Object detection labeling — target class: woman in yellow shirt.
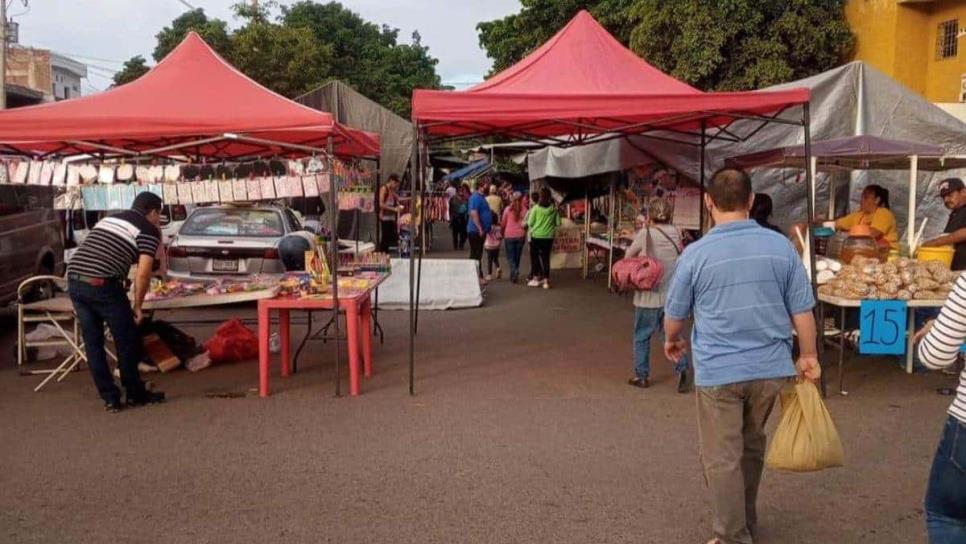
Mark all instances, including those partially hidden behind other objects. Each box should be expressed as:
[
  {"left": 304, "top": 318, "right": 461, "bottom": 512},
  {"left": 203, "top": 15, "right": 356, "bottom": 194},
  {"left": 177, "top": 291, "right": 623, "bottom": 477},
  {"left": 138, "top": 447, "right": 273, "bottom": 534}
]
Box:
[{"left": 835, "top": 184, "right": 898, "bottom": 249}]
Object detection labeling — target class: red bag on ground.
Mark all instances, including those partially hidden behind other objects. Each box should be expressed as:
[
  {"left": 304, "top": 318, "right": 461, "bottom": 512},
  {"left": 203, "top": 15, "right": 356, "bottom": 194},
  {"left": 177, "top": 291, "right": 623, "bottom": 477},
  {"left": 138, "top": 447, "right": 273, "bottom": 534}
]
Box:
[{"left": 204, "top": 318, "right": 259, "bottom": 364}]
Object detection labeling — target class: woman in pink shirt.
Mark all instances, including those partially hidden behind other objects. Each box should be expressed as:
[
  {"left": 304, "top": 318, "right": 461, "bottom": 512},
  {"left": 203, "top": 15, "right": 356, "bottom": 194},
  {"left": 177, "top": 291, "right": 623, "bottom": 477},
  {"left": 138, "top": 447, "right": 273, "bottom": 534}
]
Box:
[{"left": 501, "top": 191, "right": 528, "bottom": 283}]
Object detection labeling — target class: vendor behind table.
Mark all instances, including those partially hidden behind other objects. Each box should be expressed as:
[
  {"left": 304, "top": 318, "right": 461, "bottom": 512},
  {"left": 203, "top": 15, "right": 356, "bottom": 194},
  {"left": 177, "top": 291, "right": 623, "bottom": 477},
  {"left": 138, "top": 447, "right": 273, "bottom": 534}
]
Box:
[
  {"left": 834, "top": 184, "right": 898, "bottom": 250},
  {"left": 920, "top": 178, "right": 966, "bottom": 272}
]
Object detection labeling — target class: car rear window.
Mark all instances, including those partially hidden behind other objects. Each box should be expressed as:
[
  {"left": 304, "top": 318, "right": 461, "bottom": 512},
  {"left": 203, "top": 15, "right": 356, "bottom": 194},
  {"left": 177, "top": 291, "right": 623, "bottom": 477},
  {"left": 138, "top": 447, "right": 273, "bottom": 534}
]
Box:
[{"left": 180, "top": 209, "right": 284, "bottom": 237}]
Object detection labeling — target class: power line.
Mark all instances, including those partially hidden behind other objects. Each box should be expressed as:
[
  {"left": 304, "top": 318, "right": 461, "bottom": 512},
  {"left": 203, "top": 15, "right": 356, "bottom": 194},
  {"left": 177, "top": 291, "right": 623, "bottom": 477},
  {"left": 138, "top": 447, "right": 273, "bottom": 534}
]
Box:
[{"left": 176, "top": 0, "right": 196, "bottom": 10}]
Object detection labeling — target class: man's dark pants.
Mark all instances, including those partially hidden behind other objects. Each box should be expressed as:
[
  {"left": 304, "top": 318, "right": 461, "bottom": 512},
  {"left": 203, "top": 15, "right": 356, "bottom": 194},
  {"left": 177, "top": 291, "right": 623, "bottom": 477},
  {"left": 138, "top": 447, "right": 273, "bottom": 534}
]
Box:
[{"left": 69, "top": 279, "right": 146, "bottom": 403}]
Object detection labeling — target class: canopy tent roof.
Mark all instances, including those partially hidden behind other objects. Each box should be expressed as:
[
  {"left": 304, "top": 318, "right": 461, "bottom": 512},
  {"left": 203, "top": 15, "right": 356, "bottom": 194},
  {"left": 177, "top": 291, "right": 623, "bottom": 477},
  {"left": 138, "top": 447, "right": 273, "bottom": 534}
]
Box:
[
  {"left": 725, "top": 135, "right": 966, "bottom": 171},
  {"left": 412, "top": 10, "right": 809, "bottom": 145},
  {"left": 0, "top": 32, "right": 379, "bottom": 160}
]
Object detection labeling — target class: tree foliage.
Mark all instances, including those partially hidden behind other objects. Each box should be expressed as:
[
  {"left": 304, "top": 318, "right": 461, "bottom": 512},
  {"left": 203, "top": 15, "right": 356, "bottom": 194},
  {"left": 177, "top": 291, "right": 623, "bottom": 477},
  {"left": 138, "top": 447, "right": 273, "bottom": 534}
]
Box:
[
  {"left": 116, "top": 2, "right": 439, "bottom": 117},
  {"left": 112, "top": 55, "right": 150, "bottom": 87},
  {"left": 478, "top": 0, "right": 854, "bottom": 90}
]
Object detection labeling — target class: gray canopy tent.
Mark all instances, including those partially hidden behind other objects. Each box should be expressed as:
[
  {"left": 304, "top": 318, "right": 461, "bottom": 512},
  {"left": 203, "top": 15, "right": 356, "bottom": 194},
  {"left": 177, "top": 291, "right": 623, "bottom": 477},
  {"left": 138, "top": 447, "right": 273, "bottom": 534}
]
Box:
[{"left": 726, "top": 135, "right": 966, "bottom": 250}]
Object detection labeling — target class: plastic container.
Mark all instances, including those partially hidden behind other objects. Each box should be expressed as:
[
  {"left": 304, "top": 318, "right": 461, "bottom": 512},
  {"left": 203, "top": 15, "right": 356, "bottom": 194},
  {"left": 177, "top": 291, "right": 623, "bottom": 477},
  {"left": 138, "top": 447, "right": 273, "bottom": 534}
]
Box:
[
  {"left": 916, "top": 246, "right": 955, "bottom": 267},
  {"left": 813, "top": 227, "right": 834, "bottom": 256},
  {"left": 826, "top": 231, "right": 849, "bottom": 260},
  {"left": 841, "top": 226, "right": 880, "bottom": 264}
]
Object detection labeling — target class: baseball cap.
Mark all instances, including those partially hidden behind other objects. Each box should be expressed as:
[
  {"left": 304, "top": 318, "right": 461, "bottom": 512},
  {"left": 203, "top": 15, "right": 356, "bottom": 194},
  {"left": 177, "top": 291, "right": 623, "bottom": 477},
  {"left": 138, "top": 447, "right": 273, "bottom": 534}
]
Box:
[{"left": 938, "top": 178, "right": 965, "bottom": 198}]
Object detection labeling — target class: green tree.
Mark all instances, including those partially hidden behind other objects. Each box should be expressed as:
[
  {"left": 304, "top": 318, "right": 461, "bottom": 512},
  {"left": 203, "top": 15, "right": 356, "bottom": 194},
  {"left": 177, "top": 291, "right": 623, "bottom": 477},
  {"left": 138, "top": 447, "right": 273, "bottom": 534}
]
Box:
[
  {"left": 153, "top": 8, "right": 233, "bottom": 62},
  {"left": 629, "top": 0, "right": 854, "bottom": 90},
  {"left": 477, "top": 0, "right": 853, "bottom": 90},
  {"left": 282, "top": 1, "right": 440, "bottom": 117},
  {"left": 112, "top": 55, "right": 150, "bottom": 87},
  {"left": 229, "top": 1, "right": 332, "bottom": 98},
  {"left": 477, "top": 0, "right": 635, "bottom": 75}
]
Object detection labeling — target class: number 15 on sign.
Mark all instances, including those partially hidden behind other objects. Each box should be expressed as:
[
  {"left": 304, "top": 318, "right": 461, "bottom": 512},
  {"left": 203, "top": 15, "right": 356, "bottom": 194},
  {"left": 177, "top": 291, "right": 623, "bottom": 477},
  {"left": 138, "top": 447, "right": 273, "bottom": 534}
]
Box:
[{"left": 859, "top": 300, "right": 908, "bottom": 355}]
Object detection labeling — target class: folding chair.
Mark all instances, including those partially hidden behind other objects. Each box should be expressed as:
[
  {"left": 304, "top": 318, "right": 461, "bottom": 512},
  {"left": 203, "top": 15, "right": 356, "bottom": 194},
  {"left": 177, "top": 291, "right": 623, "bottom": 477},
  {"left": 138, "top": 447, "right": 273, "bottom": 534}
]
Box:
[{"left": 16, "top": 275, "right": 115, "bottom": 392}]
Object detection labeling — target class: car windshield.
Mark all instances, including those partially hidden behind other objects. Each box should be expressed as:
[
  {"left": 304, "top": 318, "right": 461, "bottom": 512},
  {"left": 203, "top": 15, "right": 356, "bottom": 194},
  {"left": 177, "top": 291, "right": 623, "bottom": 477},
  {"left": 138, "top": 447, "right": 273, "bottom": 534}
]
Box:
[{"left": 180, "top": 209, "right": 284, "bottom": 238}]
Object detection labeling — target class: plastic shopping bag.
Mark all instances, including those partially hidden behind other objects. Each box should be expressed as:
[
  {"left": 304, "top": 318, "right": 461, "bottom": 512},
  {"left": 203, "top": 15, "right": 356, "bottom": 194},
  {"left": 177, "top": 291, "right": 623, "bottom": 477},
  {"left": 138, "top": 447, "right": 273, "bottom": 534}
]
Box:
[
  {"left": 204, "top": 318, "right": 259, "bottom": 364},
  {"left": 765, "top": 381, "right": 844, "bottom": 472}
]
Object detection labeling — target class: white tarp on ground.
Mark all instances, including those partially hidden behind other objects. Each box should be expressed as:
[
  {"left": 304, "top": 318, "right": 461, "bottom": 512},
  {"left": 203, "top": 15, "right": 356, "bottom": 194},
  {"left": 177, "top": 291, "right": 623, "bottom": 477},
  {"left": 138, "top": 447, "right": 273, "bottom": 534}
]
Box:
[
  {"left": 376, "top": 258, "right": 482, "bottom": 310},
  {"left": 525, "top": 62, "right": 966, "bottom": 240}
]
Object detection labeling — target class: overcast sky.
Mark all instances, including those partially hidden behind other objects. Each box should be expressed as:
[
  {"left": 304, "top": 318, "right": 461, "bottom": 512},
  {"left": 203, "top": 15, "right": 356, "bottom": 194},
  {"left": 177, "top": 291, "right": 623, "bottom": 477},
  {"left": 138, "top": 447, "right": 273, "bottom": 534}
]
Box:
[{"left": 13, "top": 0, "right": 521, "bottom": 93}]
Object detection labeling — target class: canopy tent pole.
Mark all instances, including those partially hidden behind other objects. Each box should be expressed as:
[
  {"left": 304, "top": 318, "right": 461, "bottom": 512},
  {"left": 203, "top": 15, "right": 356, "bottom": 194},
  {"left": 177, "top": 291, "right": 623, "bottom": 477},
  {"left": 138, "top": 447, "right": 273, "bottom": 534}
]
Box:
[
  {"left": 908, "top": 155, "right": 919, "bottom": 253},
  {"left": 327, "top": 135, "right": 342, "bottom": 398},
  {"left": 802, "top": 103, "right": 825, "bottom": 397},
  {"left": 415, "top": 135, "right": 427, "bottom": 335},
  {"left": 699, "top": 120, "right": 707, "bottom": 233},
  {"left": 828, "top": 174, "right": 836, "bottom": 221},
  {"left": 408, "top": 127, "right": 419, "bottom": 396},
  {"left": 372, "top": 157, "right": 383, "bottom": 343},
  {"left": 583, "top": 193, "right": 591, "bottom": 279},
  {"left": 607, "top": 180, "right": 615, "bottom": 290}
]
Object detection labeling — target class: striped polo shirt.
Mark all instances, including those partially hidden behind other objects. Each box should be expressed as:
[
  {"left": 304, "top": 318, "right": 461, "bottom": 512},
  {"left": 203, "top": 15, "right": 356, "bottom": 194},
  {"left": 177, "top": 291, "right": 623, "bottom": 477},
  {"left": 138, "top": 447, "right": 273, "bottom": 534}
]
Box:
[
  {"left": 665, "top": 220, "right": 815, "bottom": 387},
  {"left": 68, "top": 210, "right": 161, "bottom": 280},
  {"left": 917, "top": 273, "right": 966, "bottom": 424}
]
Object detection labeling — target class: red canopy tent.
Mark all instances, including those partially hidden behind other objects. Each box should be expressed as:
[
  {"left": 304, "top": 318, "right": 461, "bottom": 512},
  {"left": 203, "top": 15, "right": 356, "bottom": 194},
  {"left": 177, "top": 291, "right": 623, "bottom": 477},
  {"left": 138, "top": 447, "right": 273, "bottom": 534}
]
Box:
[
  {"left": 0, "top": 32, "right": 379, "bottom": 160},
  {"left": 412, "top": 10, "right": 809, "bottom": 147},
  {"left": 405, "top": 11, "right": 821, "bottom": 396}
]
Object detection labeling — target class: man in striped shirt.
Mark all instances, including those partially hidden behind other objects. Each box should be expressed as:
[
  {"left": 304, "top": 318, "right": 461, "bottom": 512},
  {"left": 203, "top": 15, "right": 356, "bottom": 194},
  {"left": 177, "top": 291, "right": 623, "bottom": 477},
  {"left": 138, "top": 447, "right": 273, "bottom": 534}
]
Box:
[
  {"left": 663, "top": 168, "right": 819, "bottom": 544},
  {"left": 916, "top": 273, "right": 966, "bottom": 542},
  {"left": 68, "top": 192, "right": 165, "bottom": 412}
]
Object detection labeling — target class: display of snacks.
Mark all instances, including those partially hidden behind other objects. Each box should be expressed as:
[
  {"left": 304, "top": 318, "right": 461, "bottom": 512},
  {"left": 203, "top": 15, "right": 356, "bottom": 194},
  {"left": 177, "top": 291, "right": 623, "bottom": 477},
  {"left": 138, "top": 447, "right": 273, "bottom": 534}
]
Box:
[
  {"left": 817, "top": 256, "right": 958, "bottom": 301},
  {"left": 146, "top": 279, "right": 207, "bottom": 301}
]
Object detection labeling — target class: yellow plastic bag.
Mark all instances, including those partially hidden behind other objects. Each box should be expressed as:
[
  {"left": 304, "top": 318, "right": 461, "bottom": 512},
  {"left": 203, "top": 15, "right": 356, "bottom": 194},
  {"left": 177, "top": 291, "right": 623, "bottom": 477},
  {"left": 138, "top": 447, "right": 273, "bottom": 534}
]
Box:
[{"left": 765, "top": 381, "right": 844, "bottom": 472}]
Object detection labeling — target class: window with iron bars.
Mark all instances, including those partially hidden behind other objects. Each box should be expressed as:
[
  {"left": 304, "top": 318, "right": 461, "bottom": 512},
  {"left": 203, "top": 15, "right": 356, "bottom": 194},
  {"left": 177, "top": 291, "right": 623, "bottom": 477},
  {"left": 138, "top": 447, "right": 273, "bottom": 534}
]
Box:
[{"left": 937, "top": 19, "right": 959, "bottom": 60}]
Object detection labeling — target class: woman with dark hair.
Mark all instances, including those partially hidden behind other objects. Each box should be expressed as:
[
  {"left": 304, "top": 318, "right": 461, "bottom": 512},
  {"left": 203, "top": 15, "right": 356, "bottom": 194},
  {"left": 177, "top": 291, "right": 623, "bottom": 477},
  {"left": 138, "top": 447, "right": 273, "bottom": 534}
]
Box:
[
  {"left": 378, "top": 174, "right": 403, "bottom": 253},
  {"left": 526, "top": 188, "right": 560, "bottom": 289},
  {"left": 751, "top": 193, "right": 783, "bottom": 234},
  {"left": 835, "top": 183, "right": 898, "bottom": 249}
]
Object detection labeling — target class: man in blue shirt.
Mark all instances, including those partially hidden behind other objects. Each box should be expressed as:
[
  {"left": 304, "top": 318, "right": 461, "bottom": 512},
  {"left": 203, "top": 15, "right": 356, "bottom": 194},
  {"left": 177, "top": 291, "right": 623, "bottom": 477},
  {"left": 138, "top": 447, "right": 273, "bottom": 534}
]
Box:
[
  {"left": 466, "top": 181, "right": 493, "bottom": 279},
  {"left": 664, "top": 168, "right": 819, "bottom": 544}
]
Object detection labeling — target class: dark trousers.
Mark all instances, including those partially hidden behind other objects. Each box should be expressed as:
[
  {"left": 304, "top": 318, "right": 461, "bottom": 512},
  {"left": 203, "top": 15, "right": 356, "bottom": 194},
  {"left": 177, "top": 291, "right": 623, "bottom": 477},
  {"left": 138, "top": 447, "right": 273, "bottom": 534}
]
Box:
[
  {"left": 486, "top": 247, "right": 501, "bottom": 275},
  {"left": 379, "top": 219, "right": 398, "bottom": 253},
  {"left": 450, "top": 218, "right": 467, "bottom": 250},
  {"left": 505, "top": 237, "right": 525, "bottom": 281},
  {"left": 925, "top": 416, "right": 966, "bottom": 543},
  {"left": 531, "top": 238, "right": 554, "bottom": 280},
  {"left": 528, "top": 239, "right": 539, "bottom": 279},
  {"left": 69, "top": 279, "right": 146, "bottom": 403},
  {"left": 468, "top": 233, "right": 485, "bottom": 278}
]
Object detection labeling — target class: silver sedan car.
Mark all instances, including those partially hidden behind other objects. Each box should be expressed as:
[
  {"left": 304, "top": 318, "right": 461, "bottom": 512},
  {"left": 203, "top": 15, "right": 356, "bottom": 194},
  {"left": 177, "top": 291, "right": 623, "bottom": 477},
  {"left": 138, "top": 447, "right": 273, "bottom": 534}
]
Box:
[{"left": 166, "top": 204, "right": 312, "bottom": 280}]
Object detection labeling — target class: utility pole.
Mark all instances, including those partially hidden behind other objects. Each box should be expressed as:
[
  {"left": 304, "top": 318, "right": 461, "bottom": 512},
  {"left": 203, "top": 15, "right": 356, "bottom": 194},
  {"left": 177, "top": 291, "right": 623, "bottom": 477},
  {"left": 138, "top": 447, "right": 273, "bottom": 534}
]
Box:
[{"left": 0, "top": 0, "right": 7, "bottom": 110}]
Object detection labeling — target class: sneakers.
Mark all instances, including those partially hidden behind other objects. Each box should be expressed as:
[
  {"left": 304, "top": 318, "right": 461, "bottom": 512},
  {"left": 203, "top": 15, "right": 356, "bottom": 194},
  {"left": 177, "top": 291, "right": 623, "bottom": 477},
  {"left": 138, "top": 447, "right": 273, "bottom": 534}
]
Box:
[
  {"left": 126, "top": 390, "right": 166, "bottom": 408},
  {"left": 496, "top": 267, "right": 503, "bottom": 279},
  {"left": 104, "top": 399, "right": 124, "bottom": 413},
  {"left": 527, "top": 279, "right": 541, "bottom": 287},
  {"left": 484, "top": 274, "right": 493, "bottom": 281},
  {"left": 542, "top": 280, "right": 550, "bottom": 290}
]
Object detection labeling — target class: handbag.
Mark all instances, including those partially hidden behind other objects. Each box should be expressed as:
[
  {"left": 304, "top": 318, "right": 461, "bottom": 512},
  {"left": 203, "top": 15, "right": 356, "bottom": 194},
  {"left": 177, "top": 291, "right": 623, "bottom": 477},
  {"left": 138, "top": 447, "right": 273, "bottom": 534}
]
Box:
[{"left": 611, "top": 227, "right": 666, "bottom": 292}]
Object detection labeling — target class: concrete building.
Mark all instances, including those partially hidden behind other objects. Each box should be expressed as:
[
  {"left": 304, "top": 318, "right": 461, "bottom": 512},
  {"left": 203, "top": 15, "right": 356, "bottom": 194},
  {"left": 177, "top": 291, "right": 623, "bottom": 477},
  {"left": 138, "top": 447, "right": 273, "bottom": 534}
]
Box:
[
  {"left": 50, "top": 52, "right": 86, "bottom": 101},
  {"left": 846, "top": 0, "right": 966, "bottom": 119}
]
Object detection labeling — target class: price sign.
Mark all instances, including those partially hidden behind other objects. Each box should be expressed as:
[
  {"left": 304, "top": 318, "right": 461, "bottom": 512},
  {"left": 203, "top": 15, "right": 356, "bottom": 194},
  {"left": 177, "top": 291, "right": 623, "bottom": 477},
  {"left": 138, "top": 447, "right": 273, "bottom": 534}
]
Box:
[{"left": 859, "top": 300, "right": 907, "bottom": 355}]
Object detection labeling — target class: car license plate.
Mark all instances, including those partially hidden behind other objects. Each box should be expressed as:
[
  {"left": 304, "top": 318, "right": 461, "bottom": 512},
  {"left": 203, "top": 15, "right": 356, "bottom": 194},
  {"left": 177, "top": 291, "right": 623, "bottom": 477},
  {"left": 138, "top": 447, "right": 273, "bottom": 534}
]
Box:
[{"left": 213, "top": 259, "right": 238, "bottom": 272}]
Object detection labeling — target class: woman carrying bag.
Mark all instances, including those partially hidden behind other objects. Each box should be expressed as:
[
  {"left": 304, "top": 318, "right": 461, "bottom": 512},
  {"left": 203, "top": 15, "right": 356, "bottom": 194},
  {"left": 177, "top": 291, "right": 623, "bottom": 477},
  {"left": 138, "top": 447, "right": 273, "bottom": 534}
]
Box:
[{"left": 623, "top": 197, "right": 690, "bottom": 391}]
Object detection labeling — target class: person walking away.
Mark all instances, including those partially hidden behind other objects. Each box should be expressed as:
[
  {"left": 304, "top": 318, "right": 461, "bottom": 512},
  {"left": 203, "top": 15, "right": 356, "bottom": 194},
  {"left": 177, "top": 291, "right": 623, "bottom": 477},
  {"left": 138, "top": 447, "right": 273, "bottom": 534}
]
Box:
[
  {"left": 486, "top": 183, "right": 504, "bottom": 221},
  {"left": 750, "top": 193, "right": 783, "bottom": 234},
  {"left": 502, "top": 191, "right": 528, "bottom": 283},
  {"left": 448, "top": 184, "right": 469, "bottom": 251},
  {"left": 484, "top": 221, "right": 503, "bottom": 280},
  {"left": 920, "top": 178, "right": 966, "bottom": 271},
  {"left": 378, "top": 174, "right": 404, "bottom": 253},
  {"left": 624, "top": 197, "right": 689, "bottom": 391},
  {"left": 526, "top": 188, "right": 561, "bottom": 289},
  {"left": 663, "top": 168, "right": 819, "bottom": 544},
  {"left": 467, "top": 181, "right": 493, "bottom": 281},
  {"left": 916, "top": 272, "right": 966, "bottom": 543},
  {"left": 67, "top": 192, "right": 168, "bottom": 412}
]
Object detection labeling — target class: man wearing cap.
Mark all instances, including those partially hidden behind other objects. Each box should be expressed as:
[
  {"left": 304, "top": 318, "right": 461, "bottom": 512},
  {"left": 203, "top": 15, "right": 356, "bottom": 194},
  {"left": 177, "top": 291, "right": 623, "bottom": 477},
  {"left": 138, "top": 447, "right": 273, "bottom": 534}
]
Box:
[
  {"left": 921, "top": 178, "right": 966, "bottom": 271},
  {"left": 68, "top": 192, "right": 167, "bottom": 412}
]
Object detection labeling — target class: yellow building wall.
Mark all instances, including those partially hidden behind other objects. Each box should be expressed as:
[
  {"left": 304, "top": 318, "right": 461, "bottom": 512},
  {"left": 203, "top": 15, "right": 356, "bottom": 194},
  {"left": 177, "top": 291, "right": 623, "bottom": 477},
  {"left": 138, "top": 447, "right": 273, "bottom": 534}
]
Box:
[{"left": 846, "top": 0, "right": 966, "bottom": 102}]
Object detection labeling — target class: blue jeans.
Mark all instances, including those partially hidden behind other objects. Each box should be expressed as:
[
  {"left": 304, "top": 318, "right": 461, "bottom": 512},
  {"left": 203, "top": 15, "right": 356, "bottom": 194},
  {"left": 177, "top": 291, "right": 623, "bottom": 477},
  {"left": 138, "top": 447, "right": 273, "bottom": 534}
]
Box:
[
  {"left": 69, "top": 279, "right": 147, "bottom": 403},
  {"left": 504, "top": 238, "right": 525, "bottom": 280},
  {"left": 925, "top": 416, "right": 966, "bottom": 543},
  {"left": 633, "top": 307, "right": 689, "bottom": 379}
]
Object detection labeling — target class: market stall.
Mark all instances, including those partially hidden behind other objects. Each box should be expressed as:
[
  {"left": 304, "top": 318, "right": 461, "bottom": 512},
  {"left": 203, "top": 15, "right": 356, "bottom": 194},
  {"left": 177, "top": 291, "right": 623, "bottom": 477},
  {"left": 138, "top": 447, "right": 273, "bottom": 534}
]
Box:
[
  {"left": 409, "top": 10, "right": 816, "bottom": 395},
  {"left": 2, "top": 32, "right": 386, "bottom": 397}
]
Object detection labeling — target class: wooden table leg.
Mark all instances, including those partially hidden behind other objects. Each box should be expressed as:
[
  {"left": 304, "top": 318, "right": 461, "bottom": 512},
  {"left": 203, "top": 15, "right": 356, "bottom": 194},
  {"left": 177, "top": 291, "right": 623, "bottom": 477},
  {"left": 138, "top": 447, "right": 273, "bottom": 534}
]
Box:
[
  {"left": 280, "top": 309, "right": 291, "bottom": 378},
  {"left": 258, "top": 302, "right": 270, "bottom": 397},
  {"left": 345, "top": 303, "right": 361, "bottom": 396},
  {"left": 361, "top": 299, "right": 373, "bottom": 377}
]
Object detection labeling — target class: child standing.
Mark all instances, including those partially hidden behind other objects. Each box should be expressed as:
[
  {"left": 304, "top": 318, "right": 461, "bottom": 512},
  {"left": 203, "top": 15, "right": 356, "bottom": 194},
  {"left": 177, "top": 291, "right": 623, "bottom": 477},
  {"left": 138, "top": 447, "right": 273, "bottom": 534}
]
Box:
[{"left": 484, "top": 222, "right": 503, "bottom": 281}]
